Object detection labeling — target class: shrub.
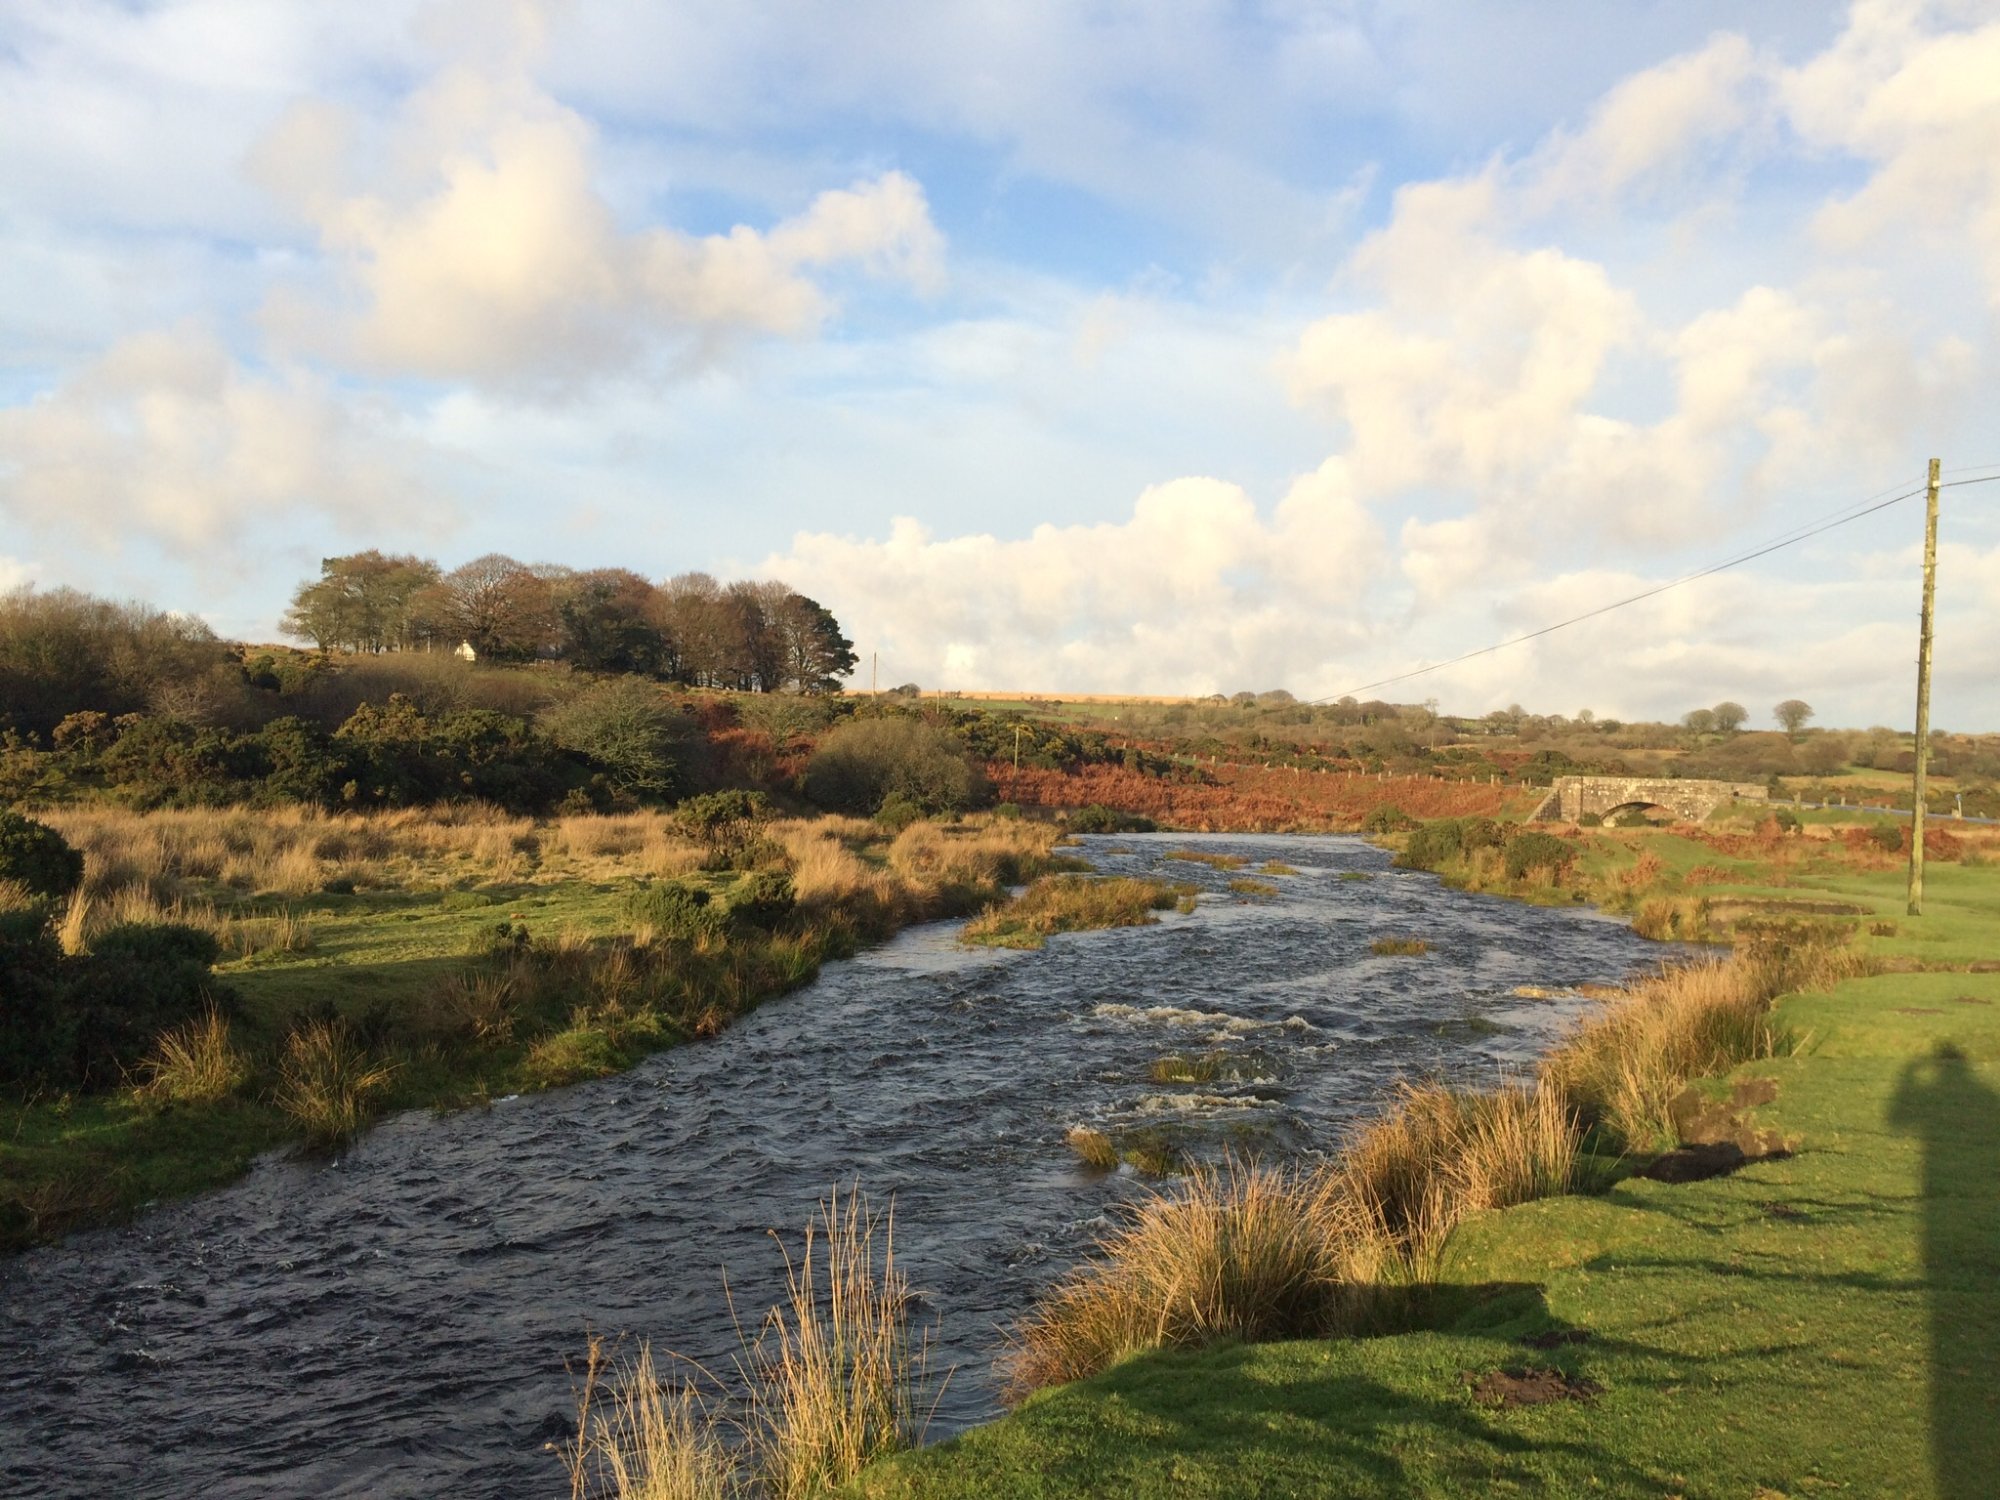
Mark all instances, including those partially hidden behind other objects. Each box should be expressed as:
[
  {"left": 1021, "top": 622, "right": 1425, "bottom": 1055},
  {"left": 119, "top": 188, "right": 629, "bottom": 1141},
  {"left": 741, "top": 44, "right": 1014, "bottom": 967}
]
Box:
[
  {"left": 1868, "top": 822, "right": 1904, "bottom": 853},
  {"left": 0, "top": 811, "right": 84, "bottom": 903},
  {"left": 1503, "top": 831, "right": 1574, "bottom": 880},
  {"left": 873, "top": 792, "right": 925, "bottom": 832},
  {"left": 624, "top": 881, "right": 726, "bottom": 943},
  {"left": 804, "top": 717, "right": 986, "bottom": 815},
  {"left": 540, "top": 677, "right": 697, "bottom": 799},
  {"left": 1067, "top": 804, "right": 1158, "bottom": 834},
  {"left": 723, "top": 871, "right": 797, "bottom": 931},
  {"left": 1362, "top": 804, "right": 1416, "bottom": 833},
  {"left": 1397, "top": 816, "right": 1502, "bottom": 872},
  {"left": 673, "top": 788, "right": 770, "bottom": 853},
  {"left": 92, "top": 922, "right": 222, "bottom": 969}
]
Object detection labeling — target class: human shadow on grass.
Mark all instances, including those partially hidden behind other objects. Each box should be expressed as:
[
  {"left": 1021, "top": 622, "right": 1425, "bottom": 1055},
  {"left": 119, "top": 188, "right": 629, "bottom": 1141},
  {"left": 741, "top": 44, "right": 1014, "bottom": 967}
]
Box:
[{"left": 1889, "top": 1041, "right": 2000, "bottom": 1500}]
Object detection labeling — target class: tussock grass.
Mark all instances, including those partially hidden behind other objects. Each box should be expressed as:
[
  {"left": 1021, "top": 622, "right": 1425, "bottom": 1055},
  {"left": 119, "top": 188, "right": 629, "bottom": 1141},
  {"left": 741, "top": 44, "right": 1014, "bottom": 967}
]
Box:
[
  {"left": 1012, "top": 937, "right": 1861, "bottom": 1394},
  {"left": 563, "top": 1189, "right": 927, "bottom": 1500},
  {"left": 274, "top": 1019, "right": 398, "bottom": 1149},
  {"left": 1258, "top": 861, "right": 1299, "bottom": 876},
  {"left": 1009, "top": 1161, "right": 1383, "bottom": 1393},
  {"left": 962, "top": 875, "right": 1181, "bottom": 949},
  {"left": 139, "top": 1010, "right": 250, "bottom": 1105},
  {"left": 563, "top": 1339, "right": 739, "bottom": 1500},
  {"left": 1163, "top": 849, "right": 1250, "bottom": 870},
  {"left": 1227, "top": 877, "right": 1280, "bottom": 897},
  {"left": 1065, "top": 1126, "right": 1120, "bottom": 1171},
  {"left": 1369, "top": 935, "right": 1430, "bottom": 956}
]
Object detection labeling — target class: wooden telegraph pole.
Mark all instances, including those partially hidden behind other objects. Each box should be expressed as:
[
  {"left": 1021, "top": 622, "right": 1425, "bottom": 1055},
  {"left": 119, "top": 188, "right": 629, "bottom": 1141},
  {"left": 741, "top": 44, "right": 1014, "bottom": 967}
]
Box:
[{"left": 1908, "top": 457, "right": 1940, "bottom": 916}]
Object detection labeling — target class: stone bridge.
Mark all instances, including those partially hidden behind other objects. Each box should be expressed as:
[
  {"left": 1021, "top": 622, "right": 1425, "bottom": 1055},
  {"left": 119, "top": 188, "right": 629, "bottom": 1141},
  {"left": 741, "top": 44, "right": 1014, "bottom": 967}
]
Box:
[{"left": 1527, "top": 776, "right": 1768, "bottom": 824}]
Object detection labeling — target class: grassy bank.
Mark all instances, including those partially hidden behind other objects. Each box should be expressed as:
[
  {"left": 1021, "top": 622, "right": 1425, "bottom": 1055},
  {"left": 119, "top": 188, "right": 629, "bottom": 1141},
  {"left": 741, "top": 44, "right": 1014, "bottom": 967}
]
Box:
[
  {"left": 1, "top": 807, "right": 1067, "bottom": 1251},
  {"left": 850, "top": 831, "right": 2000, "bottom": 1498}
]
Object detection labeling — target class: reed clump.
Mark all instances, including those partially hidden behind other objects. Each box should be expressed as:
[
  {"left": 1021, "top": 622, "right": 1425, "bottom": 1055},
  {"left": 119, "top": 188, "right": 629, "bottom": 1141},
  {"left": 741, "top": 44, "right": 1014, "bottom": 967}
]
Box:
[
  {"left": 1008, "top": 1160, "right": 1383, "bottom": 1392},
  {"left": 139, "top": 1010, "right": 250, "bottom": 1105},
  {"left": 274, "top": 1019, "right": 398, "bottom": 1149},
  {"left": 1369, "top": 935, "right": 1430, "bottom": 956},
  {"left": 562, "top": 1189, "right": 928, "bottom": 1500},
  {"left": 1012, "top": 937, "right": 1858, "bottom": 1393},
  {"left": 962, "top": 875, "right": 1182, "bottom": 949}
]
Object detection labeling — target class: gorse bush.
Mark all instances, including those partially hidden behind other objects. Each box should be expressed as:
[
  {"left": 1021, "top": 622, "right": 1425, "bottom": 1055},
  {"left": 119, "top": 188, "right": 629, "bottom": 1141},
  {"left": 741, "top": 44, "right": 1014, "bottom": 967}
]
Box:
[
  {"left": 1396, "top": 816, "right": 1503, "bottom": 872},
  {"left": 1502, "top": 830, "right": 1574, "bottom": 880},
  {"left": 804, "top": 717, "right": 986, "bottom": 816},
  {"left": 0, "top": 812, "right": 84, "bottom": 903}
]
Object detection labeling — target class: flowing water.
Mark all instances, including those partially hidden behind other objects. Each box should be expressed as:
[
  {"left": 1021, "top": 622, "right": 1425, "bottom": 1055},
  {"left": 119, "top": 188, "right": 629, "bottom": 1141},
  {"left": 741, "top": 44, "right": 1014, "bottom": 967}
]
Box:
[{"left": 0, "top": 834, "right": 1673, "bottom": 1498}]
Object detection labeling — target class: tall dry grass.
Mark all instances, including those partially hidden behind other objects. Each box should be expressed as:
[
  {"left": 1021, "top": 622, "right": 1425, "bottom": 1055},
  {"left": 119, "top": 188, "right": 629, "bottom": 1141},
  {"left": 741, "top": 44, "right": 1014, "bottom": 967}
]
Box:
[
  {"left": 139, "top": 1010, "right": 250, "bottom": 1105},
  {"left": 1012, "top": 935, "right": 1864, "bottom": 1393},
  {"left": 563, "top": 1189, "right": 928, "bottom": 1500},
  {"left": 275, "top": 1020, "right": 398, "bottom": 1148}
]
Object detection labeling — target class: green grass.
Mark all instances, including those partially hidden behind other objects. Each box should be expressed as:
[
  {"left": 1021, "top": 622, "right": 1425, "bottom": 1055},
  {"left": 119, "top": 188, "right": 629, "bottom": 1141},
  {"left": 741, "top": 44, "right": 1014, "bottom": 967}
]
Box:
[{"left": 851, "top": 844, "right": 2000, "bottom": 1499}]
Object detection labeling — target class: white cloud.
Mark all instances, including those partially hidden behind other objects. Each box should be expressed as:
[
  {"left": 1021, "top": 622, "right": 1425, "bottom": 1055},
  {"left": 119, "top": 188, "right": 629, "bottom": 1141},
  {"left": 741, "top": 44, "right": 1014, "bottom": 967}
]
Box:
[
  {"left": 1784, "top": 0, "right": 2000, "bottom": 301},
  {"left": 761, "top": 464, "right": 1385, "bottom": 694},
  {"left": 0, "top": 324, "right": 445, "bottom": 553},
  {"left": 255, "top": 47, "right": 945, "bottom": 388}
]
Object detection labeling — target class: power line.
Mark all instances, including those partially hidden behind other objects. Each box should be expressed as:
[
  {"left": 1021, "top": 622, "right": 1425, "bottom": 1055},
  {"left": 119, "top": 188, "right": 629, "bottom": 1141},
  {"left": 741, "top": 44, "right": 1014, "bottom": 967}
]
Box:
[{"left": 1310, "top": 474, "right": 1936, "bottom": 706}]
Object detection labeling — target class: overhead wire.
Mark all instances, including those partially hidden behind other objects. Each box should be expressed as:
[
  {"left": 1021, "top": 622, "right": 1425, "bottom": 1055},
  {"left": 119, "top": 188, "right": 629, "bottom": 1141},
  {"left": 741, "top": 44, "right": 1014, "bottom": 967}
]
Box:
[{"left": 1306, "top": 469, "right": 1948, "bottom": 706}]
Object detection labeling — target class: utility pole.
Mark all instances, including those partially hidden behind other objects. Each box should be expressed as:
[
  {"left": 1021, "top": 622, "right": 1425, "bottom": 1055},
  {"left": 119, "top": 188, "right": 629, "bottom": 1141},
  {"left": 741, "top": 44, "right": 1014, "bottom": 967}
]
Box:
[
  {"left": 1909, "top": 457, "right": 1940, "bottom": 916},
  {"left": 870, "top": 651, "right": 878, "bottom": 698},
  {"left": 1012, "top": 723, "right": 1025, "bottom": 795}
]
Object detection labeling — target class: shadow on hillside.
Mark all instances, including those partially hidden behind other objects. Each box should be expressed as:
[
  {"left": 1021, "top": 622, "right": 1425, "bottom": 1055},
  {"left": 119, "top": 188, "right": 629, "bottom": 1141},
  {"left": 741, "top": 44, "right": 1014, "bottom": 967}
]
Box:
[{"left": 1890, "top": 1041, "right": 2000, "bottom": 1499}]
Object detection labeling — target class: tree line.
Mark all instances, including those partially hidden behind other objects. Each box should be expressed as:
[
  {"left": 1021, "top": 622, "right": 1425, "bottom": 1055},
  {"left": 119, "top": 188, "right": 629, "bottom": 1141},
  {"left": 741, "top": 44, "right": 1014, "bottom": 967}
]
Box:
[{"left": 282, "top": 552, "right": 857, "bottom": 693}]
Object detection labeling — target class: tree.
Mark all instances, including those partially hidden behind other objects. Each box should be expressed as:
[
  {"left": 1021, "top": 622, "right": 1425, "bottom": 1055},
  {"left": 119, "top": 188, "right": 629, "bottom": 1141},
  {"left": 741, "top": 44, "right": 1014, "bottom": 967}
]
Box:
[
  {"left": 655, "top": 572, "right": 731, "bottom": 686},
  {"left": 281, "top": 552, "right": 441, "bottom": 653},
  {"left": 1774, "top": 699, "right": 1815, "bottom": 736},
  {"left": 1712, "top": 701, "right": 1748, "bottom": 732},
  {"left": 770, "top": 591, "right": 857, "bottom": 694},
  {"left": 556, "top": 569, "right": 667, "bottom": 675},
  {"left": 417, "top": 554, "right": 558, "bottom": 662},
  {"left": 1683, "top": 707, "right": 1718, "bottom": 735}
]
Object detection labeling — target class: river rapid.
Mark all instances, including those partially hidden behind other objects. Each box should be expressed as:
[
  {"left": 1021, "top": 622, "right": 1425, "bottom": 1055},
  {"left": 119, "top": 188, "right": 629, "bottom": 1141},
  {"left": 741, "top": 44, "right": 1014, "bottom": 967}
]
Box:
[{"left": 0, "top": 833, "right": 1675, "bottom": 1498}]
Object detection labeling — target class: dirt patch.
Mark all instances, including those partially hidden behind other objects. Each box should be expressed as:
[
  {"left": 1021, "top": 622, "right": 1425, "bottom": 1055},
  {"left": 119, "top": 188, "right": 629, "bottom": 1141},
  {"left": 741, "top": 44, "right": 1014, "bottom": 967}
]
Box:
[
  {"left": 1668, "top": 1078, "right": 1789, "bottom": 1162},
  {"left": 1465, "top": 1366, "right": 1604, "bottom": 1407},
  {"left": 1711, "top": 898, "right": 1870, "bottom": 918},
  {"left": 1760, "top": 1201, "right": 1809, "bottom": 1221},
  {"left": 1642, "top": 1140, "right": 1792, "bottom": 1183},
  {"left": 1895, "top": 1007, "right": 1944, "bottom": 1016},
  {"left": 1955, "top": 996, "right": 1994, "bottom": 1005},
  {"left": 1520, "top": 1329, "right": 1592, "bottom": 1350},
  {"left": 1969, "top": 960, "right": 2000, "bottom": 974}
]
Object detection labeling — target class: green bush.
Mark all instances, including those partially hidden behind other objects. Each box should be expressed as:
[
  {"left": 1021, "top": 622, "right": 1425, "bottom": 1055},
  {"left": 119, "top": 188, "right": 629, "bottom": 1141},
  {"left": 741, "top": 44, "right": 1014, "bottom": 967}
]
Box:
[
  {"left": 92, "top": 921, "right": 222, "bottom": 969},
  {"left": 803, "top": 716, "right": 987, "bottom": 815},
  {"left": 1068, "top": 804, "right": 1158, "bottom": 834},
  {"left": 1868, "top": 822, "right": 1904, "bottom": 853},
  {"left": 0, "top": 917, "right": 228, "bottom": 1089},
  {"left": 874, "top": 792, "right": 926, "bottom": 831},
  {"left": 1362, "top": 804, "right": 1416, "bottom": 833},
  {"left": 542, "top": 678, "right": 697, "bottom": 798},
  {"left": 1397, "top": 817, "right": 1503, "bottom": 872},
  {"left": 1502, "top": 831, "right": 1574, "bottom": 880},
  {"left": 673, "top": 789, "right": 771, "bottom": 851},
  {"left": 722, "top": 871, "right": 796, "bottom": 930},
  {"left": 0, "top": 811, "right": 84, "bottom": 903},
  {"left": 623, "top": 880, "right": 726, "bottom": 942}
]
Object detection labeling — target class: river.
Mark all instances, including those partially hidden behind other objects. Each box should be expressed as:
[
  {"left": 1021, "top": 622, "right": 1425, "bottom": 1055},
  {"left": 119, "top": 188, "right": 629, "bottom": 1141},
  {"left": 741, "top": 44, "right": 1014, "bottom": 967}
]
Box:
[{"left": 0, "top": 833, "right": 1673, "bottom": 1498}]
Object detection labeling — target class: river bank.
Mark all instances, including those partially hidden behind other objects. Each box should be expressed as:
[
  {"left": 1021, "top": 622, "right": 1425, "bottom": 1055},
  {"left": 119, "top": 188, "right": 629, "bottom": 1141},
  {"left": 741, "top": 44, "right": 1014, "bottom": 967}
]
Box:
[
  {"left": 0, "top": 808, "right": 1072, "bottom": 1251},
  {"left": 851, "top": 834, "right": 2000, "bottom": 1498},
  {"left": 0, "top": 832, "right": 1673, "bottom": 1498}
]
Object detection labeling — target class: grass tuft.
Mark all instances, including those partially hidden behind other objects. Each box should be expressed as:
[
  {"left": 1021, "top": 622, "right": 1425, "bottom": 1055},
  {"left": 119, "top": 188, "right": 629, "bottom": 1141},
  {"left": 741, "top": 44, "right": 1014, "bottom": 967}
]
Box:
[
  {"left": 962, "top": 875, "right": 1181, "bottom": 949},
  {"left": 139, "top": 1010, "right": 250, "bottom": 1106},
  {"left": 1369, "top": 936, "right": 1430, "bottom": 956},
  {"left": 274, "top": 1019, "right": 398, "bottom": 1149}
]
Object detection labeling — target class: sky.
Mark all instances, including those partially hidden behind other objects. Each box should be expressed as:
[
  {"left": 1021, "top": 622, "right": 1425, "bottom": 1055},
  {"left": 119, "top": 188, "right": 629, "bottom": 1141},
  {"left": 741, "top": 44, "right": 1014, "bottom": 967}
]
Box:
[{"left": 2, "top": 0, "right": 1998, "bottom": 729}]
